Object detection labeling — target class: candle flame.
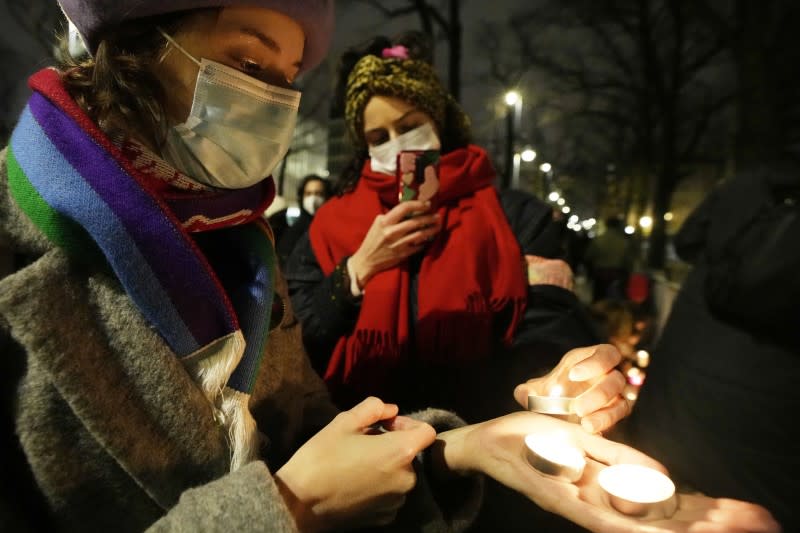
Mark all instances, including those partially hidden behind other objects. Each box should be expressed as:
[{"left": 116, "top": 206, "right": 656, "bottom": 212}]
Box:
[{"left": 549, "top": 385, "right": 564, "bottom": 397}]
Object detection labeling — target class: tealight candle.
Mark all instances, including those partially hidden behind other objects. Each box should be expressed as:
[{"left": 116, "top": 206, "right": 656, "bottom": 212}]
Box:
[
  {"left": 527, "top": 384, "right": 576, "bottom": 415},
  {"left": 524, "top": 433, "right": 586, "bottom": 482},
  {"left": 598, "top": 464, "right": 677, "bottom": 517}
]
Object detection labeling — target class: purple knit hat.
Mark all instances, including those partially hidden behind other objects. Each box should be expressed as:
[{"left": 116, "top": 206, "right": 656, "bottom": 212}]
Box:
[{"left": 58, "top": 0, "right": 334, "bottom": 72}]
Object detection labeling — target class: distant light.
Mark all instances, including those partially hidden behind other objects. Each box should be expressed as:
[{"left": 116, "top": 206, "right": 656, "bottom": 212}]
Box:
[
  {"left": 557, "top": 198, "right": 566, "bottom": 206},
  {"left": 636, "top": 350, "right": 651, "bottom": 368},
  {"left": 581, "top": 220, "right": 593, "bottom": 230},
  {"left": 639, "top": 216, "right": 653, "bottom": 229},
  {"left": 624, "top": 225, "right": 635, "bottom": 235},
  {"left": 568, "top": 215, "right": 579, "bottom": 224},
  {"left": 539, "top": 162, "right": 552, "bottom": 173},
  {"left": 287, "top": 207, "right": 301, "bottom": 218},
  {"left": 548, "top": 192, "right": 560, "bottom": 202},
  {"left": 664, "top": 212, "right": 674, "bottom": 222},
  {"left": 588, "top": 218, "right": 596, "bottom": 225},
  {"left": 521, "top": 149, "right": 537, "bottom": 162},
  {"left": 504, "top": 90, "right": 521, "bottom": 106},
  {"left": 588, "top": 230, "right": 597, "bottom": 238},
  {"left": 562, "top": 206, "right": 571, "bottom": 214}
]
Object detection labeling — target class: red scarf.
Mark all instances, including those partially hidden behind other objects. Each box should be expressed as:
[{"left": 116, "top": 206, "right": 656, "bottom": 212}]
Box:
[{"left": 310, "top": 145, "right": 527, "bottom": 402}]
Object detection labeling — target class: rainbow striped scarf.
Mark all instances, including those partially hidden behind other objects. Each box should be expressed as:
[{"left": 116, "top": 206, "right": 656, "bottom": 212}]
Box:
[{"left": 7, "top": 69, "right": 277, "bottom": 470}]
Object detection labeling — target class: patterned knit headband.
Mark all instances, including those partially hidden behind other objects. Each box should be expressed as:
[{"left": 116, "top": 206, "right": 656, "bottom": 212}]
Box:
[{"left": 345, "top": 53, "right": 470, "bottom": 149}]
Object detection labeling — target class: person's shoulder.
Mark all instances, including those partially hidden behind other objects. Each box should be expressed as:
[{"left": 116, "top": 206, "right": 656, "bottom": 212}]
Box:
[{"left": 497, "top": 188, "right": 551, "bottom": 222}]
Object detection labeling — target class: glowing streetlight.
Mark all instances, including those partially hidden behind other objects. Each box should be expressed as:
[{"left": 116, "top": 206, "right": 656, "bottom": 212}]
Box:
[
  {"left": 624, "top": 225, "right": 635, "bottom": 235},
  {"left": 557, "top": 197, "right": 566, "bottom": 206},
  {"left": 521, "top": 148, "right": 537, "bottom": 162},
  {"left": 503, "top": 91, "right": 522, "bottom": 189},
  {"left": 664, "top": 212, "right": 674, "bottom": 221},
  {"left": 562, "top": 206, "right": 571, "bottom": 214},
  {"left": 539, "top": 162, "right": 552, "bottom": 173},
  {"left": 504, "top": 90, "right": 521, "bottom": 107},
  {"left": 639, "top": 216, "right": 653, "bottom": 229},
  {"left": 548, "top": 192, "right": 560, "bottom": 202}
]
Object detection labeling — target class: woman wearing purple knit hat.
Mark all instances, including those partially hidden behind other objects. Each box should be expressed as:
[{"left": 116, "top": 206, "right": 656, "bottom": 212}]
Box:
[{"left": 0, "top": 2, "right": 781, "bottom": 533}]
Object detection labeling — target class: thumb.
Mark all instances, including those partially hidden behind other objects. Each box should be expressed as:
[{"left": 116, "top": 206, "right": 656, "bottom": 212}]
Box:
[
  {"left": 514, "top": 382, "right": 532, "bottom": 408},
  {"left": 381, "top": 420, "right": 437, "bottom": 462},
  {"left": 338, "top": 397, "right": 398, "bottom": 430}
]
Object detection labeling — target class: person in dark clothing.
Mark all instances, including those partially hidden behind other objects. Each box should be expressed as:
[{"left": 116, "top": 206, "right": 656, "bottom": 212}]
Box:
[
  {"left": 285, "top": 32, "right": 621, "bottom": 428},
  {"left": 276, "top": 174, "right": 331, "bottom": 267},
  {"left": 623, "top": 157, "right": 800, "bottom": 532},
  {"left": 584, "top": 216, "right": 636, "bottom": 301}
]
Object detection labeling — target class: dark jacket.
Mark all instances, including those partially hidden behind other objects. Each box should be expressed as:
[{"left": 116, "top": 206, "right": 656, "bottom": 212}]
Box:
[
  {"left": 287, "top": 188, "right": 599, "bottom": 421},
  {"left": 625, "top": 160, "right": 800, "bottom": 531},
  {"left": 277, "top": 210, "right": 313, "bottom": 267}
]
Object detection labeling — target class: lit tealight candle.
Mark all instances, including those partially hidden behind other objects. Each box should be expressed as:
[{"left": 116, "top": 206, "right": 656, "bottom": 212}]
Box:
[
  {"left": 527, "top": 384, "right": 575, "bottom": 415},
  {"left": 598, "top": 464, "right": 676, "bottom": 517},
  {"left": 524, "top": 433, "right": 586, "bottom": 482}
]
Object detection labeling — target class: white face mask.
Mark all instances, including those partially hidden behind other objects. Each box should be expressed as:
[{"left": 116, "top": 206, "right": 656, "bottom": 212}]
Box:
[
  {"left": 159, "top": 30, "right": 301, "bottom": 189},
  {"left": 302, "top": 194, "right": 325, "bottom": 215},
  {"left": 368, "top": 122, "right": 441, "bottom": 175}
]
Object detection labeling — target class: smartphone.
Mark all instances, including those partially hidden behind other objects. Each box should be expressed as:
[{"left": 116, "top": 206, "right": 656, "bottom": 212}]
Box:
[{"left": 396, "top": 150, "right": 440, "bottom": 206}]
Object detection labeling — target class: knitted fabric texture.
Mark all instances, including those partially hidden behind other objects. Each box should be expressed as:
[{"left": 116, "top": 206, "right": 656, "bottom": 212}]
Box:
[{"left": 345, "top": 54, "right": 470, "bottom": 149}]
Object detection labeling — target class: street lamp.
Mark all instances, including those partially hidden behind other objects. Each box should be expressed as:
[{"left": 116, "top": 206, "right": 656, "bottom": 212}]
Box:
[
  {"left": 639, "top": 216, "right": 653, "bottom": 229},
  {"left": 557, "top": 197, "right": 565, "bottom": 206},
  {"left": 521, "top": 148, "right": 537, "bottom": 162},
  {"left": 548, "top": 191, "right": 560, "bottom": 202},
  {"left": 539, "top": 162, "right": 552, "bottom": 173},
  {"left": 504, "top": 90, "right": 521, "bottom": 106},
  {"left": 503, "top": 90, "right": 522, "bottom": 189}
]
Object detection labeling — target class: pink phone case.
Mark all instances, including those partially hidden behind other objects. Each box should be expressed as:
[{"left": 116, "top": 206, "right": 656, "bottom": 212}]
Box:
[{"left": 396, "top": 150, "right": 440, "bottom": 205}]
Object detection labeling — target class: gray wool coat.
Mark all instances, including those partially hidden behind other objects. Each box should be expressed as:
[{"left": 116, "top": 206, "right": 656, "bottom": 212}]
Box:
[{"left": 0, "top": 148, "right": 482, "bottom": 533}]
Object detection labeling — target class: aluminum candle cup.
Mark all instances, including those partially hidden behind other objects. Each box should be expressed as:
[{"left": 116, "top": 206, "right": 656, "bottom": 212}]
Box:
[
  {"left": 598, "top": 464, "right": 677, "bottom": 517},
  {"left": 524, "top": 434, "right": 586, "bottom": 482},
  {"left": 527, "top": 385, "right": 576, "bottom": 415}
]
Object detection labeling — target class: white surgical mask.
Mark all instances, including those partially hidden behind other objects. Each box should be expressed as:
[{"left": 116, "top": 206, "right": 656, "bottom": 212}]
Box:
[
  {"left": 302, "top": 194, "right": 325, "bottom": 215},
  {"left": 159, "top": 30, "right": 300, "bottom": 189},
  {"left": 368, "top": 122, "right": 441, "bottom": 175}
]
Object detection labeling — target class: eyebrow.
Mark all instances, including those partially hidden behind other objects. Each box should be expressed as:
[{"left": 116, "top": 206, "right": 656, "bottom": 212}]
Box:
[{"left": 240, "top": 27, "right": 303, "bottom": 69}]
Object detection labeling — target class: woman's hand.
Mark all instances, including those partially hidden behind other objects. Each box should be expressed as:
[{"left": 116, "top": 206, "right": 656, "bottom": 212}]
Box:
[
  {"left": 515, "top": 344, "right": 630, "bottom": 433},
  {"left": 348, "top": 200, "right": 442, "bottom": 288},
  {"left": 274, "top": 397, "right": 436, "bottom": 533},
  {"left": 435, "top": 412, "right": 780, "bottom": 533}
]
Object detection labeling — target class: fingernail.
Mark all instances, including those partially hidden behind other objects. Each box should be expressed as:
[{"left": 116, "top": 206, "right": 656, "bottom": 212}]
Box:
[{"left": 569, "top": 366, "right": 589, "bottom": 381}]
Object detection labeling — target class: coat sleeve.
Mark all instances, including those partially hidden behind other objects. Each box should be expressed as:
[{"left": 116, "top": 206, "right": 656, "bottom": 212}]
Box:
[
  {"left": 146, "top": 461, "right": 298, "bottom": 533},
  {"left": 285, "top": 232, "right": 361, "bottom": 373},
  {"left": 499, "top": 189, "right": 601, "bottom": 366}
]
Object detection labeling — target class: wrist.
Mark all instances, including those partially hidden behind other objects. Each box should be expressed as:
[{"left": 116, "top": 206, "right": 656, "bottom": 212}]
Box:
[
  {"left": 347, "top": 254, "right": 369, "bottom": 291},
  {"left": 431, "top": 425, "right": 475, "bottom": 478},
  {"left": 274, "top": 468, "right": 321, "bottom": 533}
]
